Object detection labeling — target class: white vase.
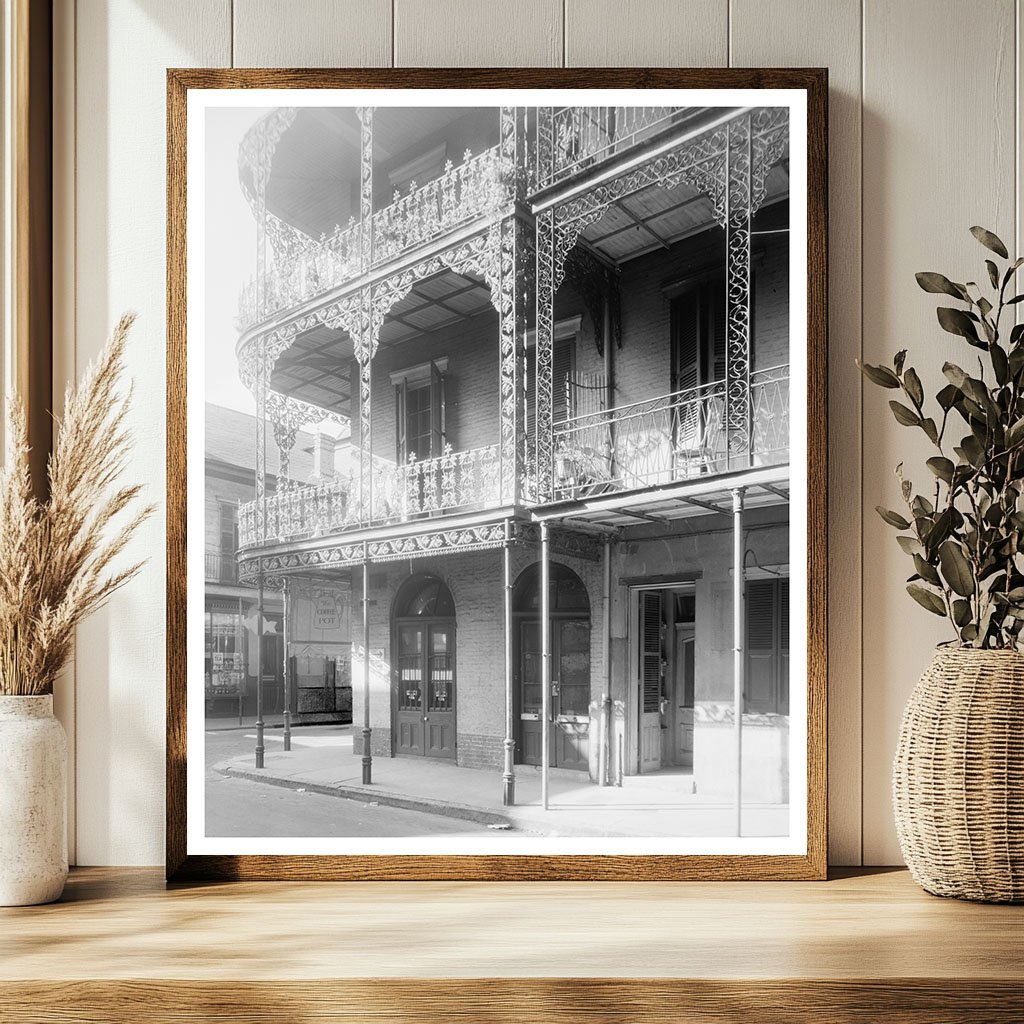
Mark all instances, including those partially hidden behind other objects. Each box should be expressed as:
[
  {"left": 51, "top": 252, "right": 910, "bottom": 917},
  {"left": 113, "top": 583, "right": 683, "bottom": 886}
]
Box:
[{"left": 0, "top": 695, "right": 68, "bottom": 906}]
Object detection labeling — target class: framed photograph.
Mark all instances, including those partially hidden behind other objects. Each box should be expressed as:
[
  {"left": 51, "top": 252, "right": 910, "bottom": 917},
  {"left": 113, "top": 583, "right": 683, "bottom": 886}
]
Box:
[{"left": 167, "top": 68, "right": 827, "bottom": 881}]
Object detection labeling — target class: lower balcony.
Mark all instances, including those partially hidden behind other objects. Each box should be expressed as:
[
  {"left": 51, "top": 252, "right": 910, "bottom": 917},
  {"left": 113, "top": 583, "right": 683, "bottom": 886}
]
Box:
[
  {"left": 239, "top": 443, "right": 502, "bottom": 549},
  {"left": 549, "top": 365, "right": 789, "bottom": 503}
]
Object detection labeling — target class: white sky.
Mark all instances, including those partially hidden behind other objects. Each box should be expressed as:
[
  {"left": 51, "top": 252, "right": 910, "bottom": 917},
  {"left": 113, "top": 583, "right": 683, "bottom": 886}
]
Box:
[{"left": 203, "top": 105, "right": 271, "bottom": 414}]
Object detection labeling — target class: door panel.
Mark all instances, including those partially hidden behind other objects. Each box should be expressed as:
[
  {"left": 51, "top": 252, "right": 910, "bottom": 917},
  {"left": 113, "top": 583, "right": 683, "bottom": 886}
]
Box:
[
  {"left": 518, "top": 617, "right": 591, "bottom": 771},
  {"left": 554, "top": 619, "right": 590, "bottom": 771},
  {"left": 395, "top": 624, "right": 424, "bottom": 756},
  {"left": 674, "top": 630, "right": 695, "bottom": 767},
  {"left": 639, "top": 591, "right": 663, "bottom": 773},
  {"left": 424, "top": 625, "right": 456, "bottom": 759}
]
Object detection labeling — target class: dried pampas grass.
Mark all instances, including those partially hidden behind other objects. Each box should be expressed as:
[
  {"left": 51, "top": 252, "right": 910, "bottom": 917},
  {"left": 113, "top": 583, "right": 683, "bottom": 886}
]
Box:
[{"left": 0, "top": 313, "right": 153, "bottom": 696}]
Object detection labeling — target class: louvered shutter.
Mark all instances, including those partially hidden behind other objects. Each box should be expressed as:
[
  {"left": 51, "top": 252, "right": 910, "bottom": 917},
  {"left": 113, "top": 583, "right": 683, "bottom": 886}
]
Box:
[
  {"left": 640, "top": 591, "right": 663, "bottom": 714},
  {"left": 526, "top": 339, "right": 575, "bottom": 434},
  {"left": 672, "top": 291, "right": 699, "bottom": 393},
  {"left": 395, "top": 377, "right": 408, "bottom": 463},
  {"left": 429, "top": 360, "right": 446, "bottom": 457},
  {"left": 709, "top": 276, "right": 726, "bottom": 383},
  {"left": 745, "top": 579, "right": 777, "bottom": 713},
  {"left": 552, "top": 340, "right": 575, "bottom": 423}
]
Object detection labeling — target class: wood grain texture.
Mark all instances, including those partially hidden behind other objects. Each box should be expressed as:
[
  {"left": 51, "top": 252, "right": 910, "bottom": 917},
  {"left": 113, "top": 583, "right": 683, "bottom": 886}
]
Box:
[
  {"left": 860, "top": 0, "right": 1018, "bottom": 865},
  {"left": 73, "top": 0, "right": 232, "bottom": 866},
  {"left": 394, "top": 0, "right": 563, "bottom": 67},
  {"left": 565, "top": 0, "right": 728, "bottom": 67},
  {"left": 1, "top": 868, "right": 1022, "bottom": 1021},
  {"left": 730, "top": 0, "right": 862, "bottom": 866},
  {"left": 165, "top": 67, "right": 828, "bottom": 882},
  {"left": 233, "top": 0, "right": 392, "bottom": 67},
  {"left": 3, "top": 980, "right": 1023, "bottom": 1023}
]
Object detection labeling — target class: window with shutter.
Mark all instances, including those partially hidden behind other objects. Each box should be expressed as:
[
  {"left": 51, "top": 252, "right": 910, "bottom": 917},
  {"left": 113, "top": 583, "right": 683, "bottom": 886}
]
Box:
[
  {"left": 671, "top": 275, "right": 726, "bottom": 391},
  {"left": 744, "top": 576, "right": 789, "bottom": 715},
  {"left": 526, "top": 338, "right": 576, "bottom": 437},
  {"left": 394, "top": 361, "right": 447, "bottom": 463},
  {"left": 640, "top": 590, "right": 663, "bottom": 714}
]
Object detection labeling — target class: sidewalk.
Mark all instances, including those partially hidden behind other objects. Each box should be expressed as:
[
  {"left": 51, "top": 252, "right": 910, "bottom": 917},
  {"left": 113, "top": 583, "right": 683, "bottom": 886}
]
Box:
[
  {"left": 206, "top": 713, "right": 346, "bottom": 732},
  {"left": 214, "top": 726, "right": 789, "bottom": 839}
]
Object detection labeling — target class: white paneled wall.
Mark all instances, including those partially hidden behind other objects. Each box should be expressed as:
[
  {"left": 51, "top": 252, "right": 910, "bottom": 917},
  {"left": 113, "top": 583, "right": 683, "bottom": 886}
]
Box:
[{"left": 54, "top": 0, "right": 1023, "bottom": 866}]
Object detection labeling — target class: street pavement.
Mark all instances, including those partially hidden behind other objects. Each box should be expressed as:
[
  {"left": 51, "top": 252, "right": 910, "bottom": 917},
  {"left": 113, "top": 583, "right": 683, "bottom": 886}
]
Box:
[{"left": 205, "top": 724, "right": 514, "bottom": 839}]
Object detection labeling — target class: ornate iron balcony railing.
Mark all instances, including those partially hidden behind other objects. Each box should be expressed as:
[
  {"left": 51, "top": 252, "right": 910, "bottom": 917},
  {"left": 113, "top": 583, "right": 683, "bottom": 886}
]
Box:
[
  {"left": 205, "top": 550, "right": 239, "bottom": 584},
  {"left": 537, "top": 106, "right": 680, "bottom": 191},
  {"left": 236, "top": 146, "right": 512, "bottom": 332},
  {"left": 549, "top": 366, "right": 789, "bottom": 502},
  {"left": 238, "top": 443, "right": 502, "bottom": 549},
  {"left": 372, "top": 147, "right": 509, "bottom": 264}
]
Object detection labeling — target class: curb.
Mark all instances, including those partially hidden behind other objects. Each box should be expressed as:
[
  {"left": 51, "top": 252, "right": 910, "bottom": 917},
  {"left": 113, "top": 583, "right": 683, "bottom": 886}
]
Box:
[{"left": 219, "top": 764, "right": 515, "bottom": 829}]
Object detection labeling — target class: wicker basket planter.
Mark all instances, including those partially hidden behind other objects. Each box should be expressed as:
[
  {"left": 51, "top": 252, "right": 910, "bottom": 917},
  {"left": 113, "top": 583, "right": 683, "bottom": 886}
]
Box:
[{"left": 893, "top": 648, "right": 1024, "bottom": 902}]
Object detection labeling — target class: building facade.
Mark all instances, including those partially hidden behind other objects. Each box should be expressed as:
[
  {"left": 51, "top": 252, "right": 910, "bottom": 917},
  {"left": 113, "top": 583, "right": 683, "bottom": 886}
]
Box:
[
  {"left": 229, "top": 104, "right": 791, "bottom": 806},
  {"left": 205, "top": 403, "right": 353, "bottom": 725}
]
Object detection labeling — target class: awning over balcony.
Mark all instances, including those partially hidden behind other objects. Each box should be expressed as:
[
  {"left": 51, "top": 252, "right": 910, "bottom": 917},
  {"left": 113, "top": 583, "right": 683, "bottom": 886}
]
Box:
[{"left": 530, "top": 462, "right": 790, "bottom": 530}]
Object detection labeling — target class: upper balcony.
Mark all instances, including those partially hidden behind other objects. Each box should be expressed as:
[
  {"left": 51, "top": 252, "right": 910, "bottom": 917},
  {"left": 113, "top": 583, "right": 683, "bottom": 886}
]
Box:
[
  {"left": 534, "top": 106, "right": 731, "bottom": 194},
  {"left": 236, "top": 106, "right": 512, "bottom": 336},
  {"left": 550, "top": 365, "right": 789, "bottom": 504}
]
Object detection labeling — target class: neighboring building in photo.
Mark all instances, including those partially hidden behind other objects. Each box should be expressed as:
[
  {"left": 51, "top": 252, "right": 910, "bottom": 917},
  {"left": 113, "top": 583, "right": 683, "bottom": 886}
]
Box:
[
  {"left": 227, "top": 105, "right": 791, "bottom": 811},
  {"left": 204, "top": 402, "right": 354, "bottom": 724}
]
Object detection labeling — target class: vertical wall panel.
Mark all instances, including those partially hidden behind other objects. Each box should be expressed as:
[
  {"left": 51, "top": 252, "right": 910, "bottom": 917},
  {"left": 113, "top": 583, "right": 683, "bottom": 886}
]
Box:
[
  {"left": 731, "top": 0, "right": 864, "bottom": 865},
  {"left": 862, "top": 0, "right": 1017, "bottom": 865},
  {"left": 234, "top": 0, "right": 392, "bottom": 67},
  {"left": 52, "top": 0, "right": 77, "bottom": 864},
  {"left": 565, "top": 0, "right": 728, "bottom": 67},
  {"left": 394, "top": 0, "right": 562, "bottom": 67},
  {"left": 73, "top": 0, "right": 231, "bottom": 865}
]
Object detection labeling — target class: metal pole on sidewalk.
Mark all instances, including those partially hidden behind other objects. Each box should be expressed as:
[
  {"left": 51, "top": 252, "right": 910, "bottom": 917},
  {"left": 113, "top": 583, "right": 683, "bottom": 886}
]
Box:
[
  {"left": 601, "top": 534, "right": 612, "bottom": 786},
  {"left": 282, "top": 576, "right": 291, "bottom": 751},
  {"left": 732, "top": 487, "right": 745, "bottom": 838},
  {"left": 255, "top": 573, "right": 265, "bottom": 769},
  {"left": 540, "top": 520, "right": 551, "bottom": 811},
  {"left": 502, "top": 519, "right": 516, "bottom": 806},
  {"left": 362, "top": 554, "right": 372, "bottom": 785}
]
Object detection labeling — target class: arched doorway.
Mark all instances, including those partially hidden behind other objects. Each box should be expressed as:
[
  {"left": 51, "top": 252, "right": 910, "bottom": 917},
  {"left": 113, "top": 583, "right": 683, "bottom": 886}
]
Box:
[
  {"left": 391, "top": 574, "right": 456, "bottom": 760},
  {"left": 513, "top": 563, "right": 591, "bottom": 772}
]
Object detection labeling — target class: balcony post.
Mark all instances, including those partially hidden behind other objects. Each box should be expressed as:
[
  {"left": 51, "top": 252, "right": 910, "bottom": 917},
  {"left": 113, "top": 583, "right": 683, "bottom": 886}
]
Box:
[
  {"left": 254, "top": 342, "right": 267, "bottom": 543},
  {"left": 356, "top": 286, "right": 373, "bottom": 523},
  {"left": 535, "top": 208, "right": 556, "bottom": 501},
  {"left": 502, "top": 519, "right": 516, "bottom": 806},
  {"left": 358, "top": 107, "right": 373, "bottom": 270},
  {"left": 273, "top": 421, "right": 297, "bottom": 491},
  {"left": 255, "top": 571, "right": 265, "bottom": 769},
  {"left": 725, "top": 113, "right": 753, "bottom": 470},
  {"left": 282, "top": 576, "right": 291, "bottom": 752},
  {"left": 361, "top": 550, "right": 372, "bottom": 785},
  {"left": 540, "top": 520, "right": 551, "bottom": 811},
  {"left": 498, "top": 215, "right": 527, "bottom": 506},
  {"left": 732, "top": 486, "right": 746, "bottom": 838}
]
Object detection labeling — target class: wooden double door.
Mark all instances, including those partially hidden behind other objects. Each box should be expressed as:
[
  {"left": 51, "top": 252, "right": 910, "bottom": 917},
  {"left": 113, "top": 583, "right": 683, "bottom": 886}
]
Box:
[
  {"left": 517, "top": 617, "right": 591, "bottom": 772},
  {"left": 393, "top": 620, "right": 456, "bottom": 760}
]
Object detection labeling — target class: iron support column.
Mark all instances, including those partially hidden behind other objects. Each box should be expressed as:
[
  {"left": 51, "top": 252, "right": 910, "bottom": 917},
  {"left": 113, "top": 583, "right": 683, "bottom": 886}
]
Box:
[
  {"left": 255, "top": 573, "right": 265, "bottom": 769},
  {"left": 732, "top": 487, "right": 746, "bottom": 837},
  {"left": 540, "top": 520, "right": 551, "bottom": 810},
  {"left": 600, "top": 534, "right": 612, "bottom": 786},
  {"left": 502, "top": 519, "right": 516, "bottom": 806},
  {"left": 361, "top": 556, "right": 372, "bottom": 785},
  {"left": 282, "top": 576, "right": 291, "bottom": 751}
]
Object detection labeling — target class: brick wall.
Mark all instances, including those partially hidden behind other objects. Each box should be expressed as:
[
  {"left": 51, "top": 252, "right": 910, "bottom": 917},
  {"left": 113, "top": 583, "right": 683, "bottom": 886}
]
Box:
[
  {"left": 349, "top": 539, "right": 605, "bottom": 772},
  {"left": 368, "top": 306, "right": 500, "bottom": 463}
]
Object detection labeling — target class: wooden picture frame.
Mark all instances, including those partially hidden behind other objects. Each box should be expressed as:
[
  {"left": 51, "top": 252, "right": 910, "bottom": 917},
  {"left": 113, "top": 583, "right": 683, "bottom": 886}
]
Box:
[{"left": 167, "top": 68, "right": 828, "bottom": 881}]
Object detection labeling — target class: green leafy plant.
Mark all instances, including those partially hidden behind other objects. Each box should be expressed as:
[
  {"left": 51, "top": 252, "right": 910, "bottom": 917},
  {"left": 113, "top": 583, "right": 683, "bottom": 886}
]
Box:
[{"left": 859, "top": 227, "right": 1024, "bottom": 648}]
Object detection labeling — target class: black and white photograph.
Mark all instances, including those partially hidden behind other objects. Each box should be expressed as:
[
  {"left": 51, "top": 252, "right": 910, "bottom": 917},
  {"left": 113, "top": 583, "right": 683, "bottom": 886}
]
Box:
[{"left": 187, "top": 89, "right": 809, "bottom": 858}]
